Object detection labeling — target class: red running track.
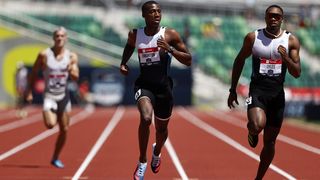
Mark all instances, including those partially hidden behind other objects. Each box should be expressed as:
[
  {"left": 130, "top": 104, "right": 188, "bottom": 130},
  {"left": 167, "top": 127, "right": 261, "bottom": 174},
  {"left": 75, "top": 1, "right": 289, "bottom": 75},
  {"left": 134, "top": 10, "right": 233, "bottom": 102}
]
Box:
[{"left": 0, "top": 106, "right": 319, "bottom": 180}]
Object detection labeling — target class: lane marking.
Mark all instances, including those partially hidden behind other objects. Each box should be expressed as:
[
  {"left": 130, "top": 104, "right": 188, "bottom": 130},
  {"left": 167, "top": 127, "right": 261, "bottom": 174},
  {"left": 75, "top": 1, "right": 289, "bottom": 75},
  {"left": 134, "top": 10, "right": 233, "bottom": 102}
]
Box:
[
  {"left": 178, "top": 108, "right": 296, "bottom": 180},
  {"left": 72, "top": 106, "right": 124, "bottom": 180},
  {"left": 152, "top": 115, "right": 189, "bottom": 180},
  {"left": 0, "top": 113, "right": 42, "bottom": 133},
  {"left": 0, "top": 110, "right": 92, "bottom": 161},
  {"left": 165, "top": 138, "right": 189, "bottom": 180},
  {"left": 208, "top": 110, "right": 320, "bottom": 155},
  {"left": 0, "top": 107, "right": 38, "bottom": 121}
]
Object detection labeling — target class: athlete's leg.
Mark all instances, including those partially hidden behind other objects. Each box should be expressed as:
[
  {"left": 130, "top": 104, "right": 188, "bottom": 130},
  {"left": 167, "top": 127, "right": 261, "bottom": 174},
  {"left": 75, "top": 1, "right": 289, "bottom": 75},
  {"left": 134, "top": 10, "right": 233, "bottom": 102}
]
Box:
[
  {"left": 137, "top": 97, "right": 153, "bottom": 163},
  {"left": 255, "top": 126, "right": 281, "bottom": 180},
  {"left": 51, "top": 111, "right": 69, "bottom": 161},
  {"left": 247, "top": 107, "right": 266, "bottom": 136},
  {"left": 43, "top": 98, "right": 58, "bottom": 129},
  {"left": 43, "top": 110, "right": 57, "bottom": 129},
  {"left": 154, "top": 117, "right": 169, "bottom": 156}
]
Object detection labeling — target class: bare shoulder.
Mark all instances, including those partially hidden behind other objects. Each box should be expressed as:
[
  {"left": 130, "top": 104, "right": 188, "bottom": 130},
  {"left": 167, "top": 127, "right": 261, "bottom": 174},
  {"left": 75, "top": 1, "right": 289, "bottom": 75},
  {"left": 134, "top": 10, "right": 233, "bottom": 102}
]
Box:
[
  {"left": 289, "top": 33, "right": 300, "bottom": 45},
  {"left": 70, "top": 51, "right": 79, "bottom": 62},
  {"left": 37, "top": 49, "right": 48, "bottom": 63},
  {"left": 164, "top": 27, "right": 181, "bottom": 43},
  {"left": 245, "top": 31, "right": 256, "bottom": 42},
  {"left": 127, "top": 29, "right": 137, "bottom": 46},
  {"left": 165, "top": 27, "right": 179, "bottom": 36},
  {"left": 38, "top": 49, "right": 47, "bottom": 58}
]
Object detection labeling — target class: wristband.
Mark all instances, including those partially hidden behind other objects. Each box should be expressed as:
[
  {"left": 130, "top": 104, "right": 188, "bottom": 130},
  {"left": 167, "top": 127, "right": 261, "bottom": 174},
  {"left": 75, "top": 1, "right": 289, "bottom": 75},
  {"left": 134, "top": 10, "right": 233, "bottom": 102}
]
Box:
[{"left": 168, "top": 46, "right": 174, "bottom": 53}]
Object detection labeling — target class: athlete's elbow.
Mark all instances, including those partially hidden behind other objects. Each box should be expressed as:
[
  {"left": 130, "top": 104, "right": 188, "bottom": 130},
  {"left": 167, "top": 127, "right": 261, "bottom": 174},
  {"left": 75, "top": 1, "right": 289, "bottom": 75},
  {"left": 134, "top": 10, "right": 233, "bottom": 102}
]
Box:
[
  {"left": 184, "top": 57, "right": 192, "bottom": 66},
  {"left": 292, "top": 71, "right": 301, "bottom": 78},
  {"left": 185, "top": 60, "right": 192, "bottom": 66}
]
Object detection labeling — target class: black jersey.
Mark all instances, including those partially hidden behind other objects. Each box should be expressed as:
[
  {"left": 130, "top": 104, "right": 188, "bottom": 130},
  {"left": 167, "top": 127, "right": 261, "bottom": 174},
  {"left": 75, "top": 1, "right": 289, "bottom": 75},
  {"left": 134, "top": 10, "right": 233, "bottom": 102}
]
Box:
[{"left": 250, "top": 29, "right": 290, "bottom": 92}]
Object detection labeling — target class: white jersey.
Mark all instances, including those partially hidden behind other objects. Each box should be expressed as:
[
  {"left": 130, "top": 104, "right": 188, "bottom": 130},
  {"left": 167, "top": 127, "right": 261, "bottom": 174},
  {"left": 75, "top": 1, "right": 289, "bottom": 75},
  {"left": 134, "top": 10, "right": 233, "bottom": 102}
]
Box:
[{"left": 43, "top": 48, "right": 70, "bottom": 101}]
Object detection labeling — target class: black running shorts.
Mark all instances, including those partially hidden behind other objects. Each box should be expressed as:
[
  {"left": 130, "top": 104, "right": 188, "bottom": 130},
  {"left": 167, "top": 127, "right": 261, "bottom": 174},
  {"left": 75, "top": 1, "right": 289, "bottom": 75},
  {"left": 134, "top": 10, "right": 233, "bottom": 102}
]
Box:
[
  {"left": 134, "top": 77, "right": 173, "bottom": 120},
  {"left": 246, "top": 89, "right": 285, "bottom": 128}
]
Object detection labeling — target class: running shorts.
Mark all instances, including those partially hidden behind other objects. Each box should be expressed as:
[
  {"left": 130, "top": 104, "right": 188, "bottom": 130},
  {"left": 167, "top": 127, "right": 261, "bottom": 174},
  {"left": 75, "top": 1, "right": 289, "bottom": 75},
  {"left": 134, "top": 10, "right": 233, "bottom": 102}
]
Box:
[
  {"left": 246, "top": 89, "right": 285, "bottom": 128},
  {"left": 134, "top": 77, "right": 173, "bottom": 120}
]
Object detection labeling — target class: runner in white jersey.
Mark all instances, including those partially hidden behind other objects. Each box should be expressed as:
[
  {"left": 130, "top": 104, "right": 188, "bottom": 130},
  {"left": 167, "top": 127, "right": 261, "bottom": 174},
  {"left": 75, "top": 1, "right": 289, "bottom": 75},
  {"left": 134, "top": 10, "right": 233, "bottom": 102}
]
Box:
[
  {"left": 227, "top": 5, "right": 301, "bottom": 180},
  {"left": 26, "top": 27, "right": 79, "bottom": 169},
  {"left": 15, "top": 61, "right": 28, "bottom": 118},
  {"left": 120, "top": 1, "right": 191, "bottom": 179}
]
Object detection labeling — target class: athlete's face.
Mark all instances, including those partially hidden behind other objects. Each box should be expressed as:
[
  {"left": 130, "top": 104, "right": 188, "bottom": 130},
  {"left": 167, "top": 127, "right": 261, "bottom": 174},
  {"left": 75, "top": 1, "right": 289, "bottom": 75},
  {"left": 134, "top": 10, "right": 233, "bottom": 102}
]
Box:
[
  {"left": 53, "top": 30, "right": 67, "bottom": 48},
  {"left": 265, "top": 7, "right": 283, "bottom": 30},
  {"left": 143, "top": 3, "right": 162, "bottom": 27}
]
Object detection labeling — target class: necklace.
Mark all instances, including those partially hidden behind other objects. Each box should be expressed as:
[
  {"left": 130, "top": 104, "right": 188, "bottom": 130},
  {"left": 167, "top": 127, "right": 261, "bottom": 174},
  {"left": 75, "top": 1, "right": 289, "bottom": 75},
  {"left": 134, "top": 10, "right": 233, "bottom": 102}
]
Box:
[{"left": 264, "top": 28, "right": 282, "bottom": 38}]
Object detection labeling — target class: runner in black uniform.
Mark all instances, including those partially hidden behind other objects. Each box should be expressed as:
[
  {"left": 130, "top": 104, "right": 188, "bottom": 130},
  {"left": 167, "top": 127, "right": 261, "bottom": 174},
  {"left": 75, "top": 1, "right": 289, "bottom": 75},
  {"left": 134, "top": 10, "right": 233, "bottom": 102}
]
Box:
[
  {"left": 120, "top": 1, "right": 191, "bottom": 179},
  {"left": 227, "top": 5, "right": 301, "bottom": 180}
]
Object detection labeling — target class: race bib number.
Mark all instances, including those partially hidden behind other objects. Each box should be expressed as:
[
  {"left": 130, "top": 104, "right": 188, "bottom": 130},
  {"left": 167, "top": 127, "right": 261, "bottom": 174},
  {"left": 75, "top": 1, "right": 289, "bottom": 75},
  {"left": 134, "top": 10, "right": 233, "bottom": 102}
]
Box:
[
  {"left": 245, "top": 96, "right": 252, "bottom": 106},
  {"left": 48, "top": 74, "right": 67, "bottom": 88},
  {"left": 259, "top": 58, "right": 282, "bottom": 76},
  {"left": 138, "top": 47, "right": 160, "bottom": 66}
]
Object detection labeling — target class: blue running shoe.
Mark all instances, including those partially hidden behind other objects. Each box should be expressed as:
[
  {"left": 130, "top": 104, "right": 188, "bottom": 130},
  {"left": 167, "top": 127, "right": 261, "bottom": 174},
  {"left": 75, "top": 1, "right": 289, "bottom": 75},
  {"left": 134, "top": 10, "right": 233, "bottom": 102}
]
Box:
[
  {"left": 51, "top": 159, "right": 64, "bottom": 168},
  {"left": 133, "top": 162, "right": 147, "bottom": 180},
  {"left": 151, "top": 143, "right": 161, "bottom": 173}
]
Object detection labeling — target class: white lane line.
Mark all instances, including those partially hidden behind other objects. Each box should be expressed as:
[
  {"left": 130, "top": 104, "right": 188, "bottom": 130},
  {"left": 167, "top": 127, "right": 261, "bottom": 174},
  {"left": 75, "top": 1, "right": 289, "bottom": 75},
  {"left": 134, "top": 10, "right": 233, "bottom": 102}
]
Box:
[
  {"left": 0, "top": 110, "right": 92, "bottom": 161},
  {"left": 0, "top": 113, "right": 42, "bottom": 133},
  {"left": 72, "top": 106, "right": 125, "bottom": 180},
  {"left": 151, "top": 115, "right": 189, "bottom": 180},
  {"left": 208, "top": 110, "right": 320, "bottom": 155},
  {"left": 164, "top": 138, "right": 189, "bottom": 180},
  {"left": 0, "top": 107, "right": 38, "bottom": 121},
  {"left": 0, "top": 110, "right": 19, "bottom": 120},
  {"left": 178, "top": 108, "right": 296, "bottom": 180},
  {"left": 277, "top": 135, "right": 320, "bottom": 155}
]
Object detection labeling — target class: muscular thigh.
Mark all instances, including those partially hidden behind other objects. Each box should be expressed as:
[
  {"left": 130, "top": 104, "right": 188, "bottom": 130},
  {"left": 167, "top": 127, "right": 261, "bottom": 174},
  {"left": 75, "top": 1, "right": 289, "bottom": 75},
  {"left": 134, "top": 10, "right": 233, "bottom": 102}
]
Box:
[{"left": 43, "top": 96, "right": 71, "bottom": 127}]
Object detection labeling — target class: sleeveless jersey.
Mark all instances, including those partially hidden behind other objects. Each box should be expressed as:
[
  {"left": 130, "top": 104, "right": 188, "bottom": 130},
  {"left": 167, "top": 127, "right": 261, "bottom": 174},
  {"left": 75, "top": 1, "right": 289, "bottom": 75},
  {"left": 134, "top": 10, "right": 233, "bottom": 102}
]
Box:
[
  {"left": 135, "top": 27, "right": 172, "bottom": 86},
  {"left": 251, "top": 29, "right": 290, "bottom": 91},
  {"left": 43, "top": 48, "right": 70, "bottom": 100}
]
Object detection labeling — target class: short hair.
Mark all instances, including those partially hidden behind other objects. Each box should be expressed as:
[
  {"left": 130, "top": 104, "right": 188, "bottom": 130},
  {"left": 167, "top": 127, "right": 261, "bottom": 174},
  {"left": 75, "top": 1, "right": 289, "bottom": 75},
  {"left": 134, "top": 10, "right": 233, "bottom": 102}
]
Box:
[
  {"left": 141, "top": 1, "right": 159, "bottom": 13},
  {"left": 53, "top": 26, "right": 67, "bottom": 36},
  {"left": 265, "top": 5, "right": 284, "bottom": 15}
]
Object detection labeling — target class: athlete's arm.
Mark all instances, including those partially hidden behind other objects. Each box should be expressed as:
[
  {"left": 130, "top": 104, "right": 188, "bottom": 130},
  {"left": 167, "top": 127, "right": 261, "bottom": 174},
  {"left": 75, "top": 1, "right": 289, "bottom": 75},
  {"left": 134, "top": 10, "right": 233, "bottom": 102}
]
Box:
[
  {"left": 278, "top": 34, "right": 301, "bottom": 78},
  {"left": 120, "top": 29, "right": 136, "bottom": 76},
  {"left": 68, "top": 52, "right": 79, "bottom": 81},
  {"left": 26, "top": 51, "right": 45, "bottom": 102},
  {"left": 159, "top": 28, "right": 191, "bottom": 66},
  {"left": 228, "top": 32, "right": 254, "bottom": 109}
]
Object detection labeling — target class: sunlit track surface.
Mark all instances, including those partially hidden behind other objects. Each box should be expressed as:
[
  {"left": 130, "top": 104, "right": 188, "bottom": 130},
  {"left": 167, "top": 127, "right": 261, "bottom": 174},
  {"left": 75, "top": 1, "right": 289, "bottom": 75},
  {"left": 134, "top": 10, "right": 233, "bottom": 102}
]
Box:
[{"left": 0, "top": 106, "right": 319, "bottom": 180}]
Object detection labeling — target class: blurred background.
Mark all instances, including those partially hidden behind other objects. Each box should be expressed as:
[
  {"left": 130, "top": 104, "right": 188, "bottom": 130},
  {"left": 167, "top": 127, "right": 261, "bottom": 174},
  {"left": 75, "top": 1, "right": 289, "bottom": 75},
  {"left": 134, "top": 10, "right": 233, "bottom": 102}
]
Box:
[{"left": 1, "top": 0, "right": 320, "bottom": 122}]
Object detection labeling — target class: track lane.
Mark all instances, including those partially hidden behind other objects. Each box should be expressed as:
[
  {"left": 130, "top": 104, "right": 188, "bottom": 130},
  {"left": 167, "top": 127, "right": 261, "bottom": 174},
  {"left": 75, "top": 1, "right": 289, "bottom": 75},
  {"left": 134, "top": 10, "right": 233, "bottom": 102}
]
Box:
[
  {"left": 187, "top": 108, "right": 320, "bottom": 179},
  {"left": 0, "top": 107, "right": 98, "bottom": 179},
  {"left": 173, "top": 107, "right": 288, "bottom": 180},
  {"left": 0, "top": 106, "right": 318, "bottom": 179},
  {"left": 80, "top": 107, "right": 182, "bottom": 180}
]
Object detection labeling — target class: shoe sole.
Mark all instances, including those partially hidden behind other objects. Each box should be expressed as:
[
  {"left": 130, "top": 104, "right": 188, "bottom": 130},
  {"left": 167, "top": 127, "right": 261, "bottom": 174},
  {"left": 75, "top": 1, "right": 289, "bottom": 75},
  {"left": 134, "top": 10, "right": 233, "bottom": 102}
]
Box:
[{"left": 248, "top": 134, "right": 258, "bottom": 148}]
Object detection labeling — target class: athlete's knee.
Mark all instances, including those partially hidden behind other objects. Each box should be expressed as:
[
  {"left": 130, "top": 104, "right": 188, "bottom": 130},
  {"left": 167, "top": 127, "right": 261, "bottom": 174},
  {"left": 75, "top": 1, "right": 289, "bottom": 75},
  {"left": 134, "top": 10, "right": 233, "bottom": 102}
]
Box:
[
  {"left": 140, "top": 114, "right": 152, "bottom": 126},
  {"left": 156, "top": 126, "right": 168, "bottom": 135},
  {"left": 45, "top": 123, "right": 55, "bottom": 129},
  {"left": 61, "top": 125, "right": 69, "bottom": 133},
  {"left": 263, "top": 139, "right": 276, "bottom": 150}
]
